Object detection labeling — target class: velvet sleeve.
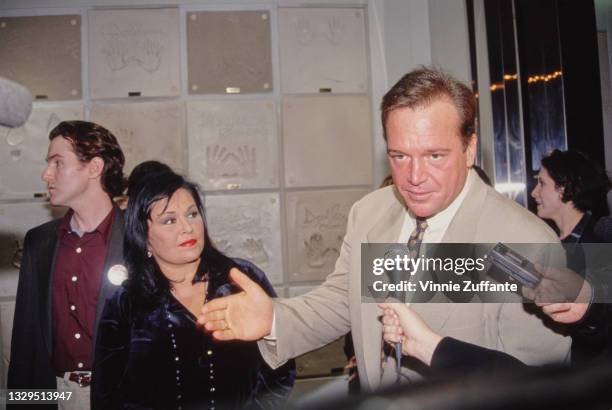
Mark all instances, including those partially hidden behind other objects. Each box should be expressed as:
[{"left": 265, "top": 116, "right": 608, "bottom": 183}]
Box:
[
  {"left": 233, "top": 259, "right": 297, "bottom": 409},
  {"left": 91, "top": 287, "right": 131, "bottom": 410}
]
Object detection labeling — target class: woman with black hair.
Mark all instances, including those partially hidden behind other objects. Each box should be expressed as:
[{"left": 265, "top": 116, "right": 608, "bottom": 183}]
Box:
[
  {"left": 531, "top": 149, "right": 611, "bottom": 245},
  {"left": 92, "top": 168, "right": 295, "bottom": 409},
  {"left": 530, "top": 149, "right": 611, "bottom": 364}
]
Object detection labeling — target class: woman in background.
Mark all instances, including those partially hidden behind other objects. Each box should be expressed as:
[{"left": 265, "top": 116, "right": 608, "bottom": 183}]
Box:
[
  {"left": 531, "top": 150, "right": 611, "bottom": 363},
  {"left": 92, "top": 168, "right": 294, "bottom": 409},
  {"left": 531, "top": 149, "right": 610, "bottom": 245}
]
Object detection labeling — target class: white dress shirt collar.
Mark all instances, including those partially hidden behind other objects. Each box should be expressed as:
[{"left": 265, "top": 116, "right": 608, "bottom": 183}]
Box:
[{"left": 399, "top": 168, "right": 476, "bottom": 243}]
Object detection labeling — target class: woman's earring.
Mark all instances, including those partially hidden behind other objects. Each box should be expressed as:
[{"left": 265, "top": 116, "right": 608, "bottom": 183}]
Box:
[{"left": 147, "top": 249, "right": 152, "bottom": 258}]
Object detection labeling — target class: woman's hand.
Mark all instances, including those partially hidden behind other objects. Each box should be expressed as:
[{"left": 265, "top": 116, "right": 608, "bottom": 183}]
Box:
[
  {"left": 522, "top": 264, "right": 592, "bottom": 324},
  {"left": 379, "top": 303, "right": 443, "bottom": 366}
]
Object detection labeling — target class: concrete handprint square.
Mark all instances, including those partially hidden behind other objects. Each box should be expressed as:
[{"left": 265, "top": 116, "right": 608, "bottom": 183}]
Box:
[
  {"left": 205, "top": 193, "right": 283, "bottom": 284},
  {"left": 286, "top": 189, "right": 369, "bottom": 282},
  {"left": 0, "top": 202, "right": 65, "bottom": 295},
  {"left": 279, "top": 8, "right": 368, "bottom": 93},
  {"left": 0, "top": 15, "right": 82, "bottom": 100},
  {"left": 187, "top": 10, "right": 272, "bottom": 94},
  {"left": 187, "top": 100, "right": 278, "bottom": 190},
  {"left": 88, "top": 8, "right": 180, "bottom": 98},
  {"left": 0, "top": 104, "right": 83, "bottom": 199},
  {"left": 90, "top": 101, "right": 184, "bottom": 174},
  {"left": 283, "top": 95, "right": 372, "bottom": 188}
]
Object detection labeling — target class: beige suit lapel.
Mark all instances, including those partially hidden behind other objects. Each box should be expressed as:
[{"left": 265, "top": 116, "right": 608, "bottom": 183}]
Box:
[
  {"left": 355, "top": 191, "right": 405, "bottom": 391},
  {"left": 441, "top": 172, "right": 488, "bottom": 243}
]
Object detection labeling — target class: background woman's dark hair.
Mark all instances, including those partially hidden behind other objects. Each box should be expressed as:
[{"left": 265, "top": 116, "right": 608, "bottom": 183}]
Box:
[
  {"left": 124, "top": 168, "right": 235, "bottom": 307},
  {"left": 127, "top": 160, "right": 173, "bottom": 196},
  {"left": 540, "top": 149, "right": 611, "bottom": 217},
  {"left": 49, "top": 120, "right": 126, "bottom": 198}
]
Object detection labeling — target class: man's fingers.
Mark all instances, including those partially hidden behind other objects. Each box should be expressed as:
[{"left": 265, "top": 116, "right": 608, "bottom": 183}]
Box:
[
  {"left": 201, "top": 297, "right": 229, "bottom": 315},
  {"left": 212, "top": 329, "right": 235, "bottom": 341},
  {"left": 199, "top": 309, "right": 225, "bottom": 322},
  {"left": 204, "top": 320, "right": 227, "bottom": 332},
  {"left": 229, "top": 268, "right": 260, "bottom": 294}
]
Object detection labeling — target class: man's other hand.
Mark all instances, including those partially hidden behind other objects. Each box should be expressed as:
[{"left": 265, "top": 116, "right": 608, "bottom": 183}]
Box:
[{"left": 198, "top": 268, "right": 274, "bottom": 341}]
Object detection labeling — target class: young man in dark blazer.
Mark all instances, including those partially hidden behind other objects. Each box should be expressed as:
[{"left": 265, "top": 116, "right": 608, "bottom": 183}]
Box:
[{"left": 7, "top": 121, "right": 126, "bottom": 409}]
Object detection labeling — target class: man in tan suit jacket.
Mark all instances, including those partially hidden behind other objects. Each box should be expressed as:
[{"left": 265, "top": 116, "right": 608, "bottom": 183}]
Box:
[{"left": 199, "top": 67, "right": 570, "bottom": 391}]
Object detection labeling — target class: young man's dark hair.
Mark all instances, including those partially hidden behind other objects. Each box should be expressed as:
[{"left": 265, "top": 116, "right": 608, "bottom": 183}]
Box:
[{"left": 49, "top": 120, "right": 126, "bottom": 197}]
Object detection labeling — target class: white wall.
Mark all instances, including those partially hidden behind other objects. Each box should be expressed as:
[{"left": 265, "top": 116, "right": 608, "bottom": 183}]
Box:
[
  {"left": 429, "top": 0, "right": 471, "bottom": 84},
  {"left": 369, "top": 0, "right": 434, "bottom": 185},
  {"left": 369, "top": 0, "right": 474, "bottom": 185}
]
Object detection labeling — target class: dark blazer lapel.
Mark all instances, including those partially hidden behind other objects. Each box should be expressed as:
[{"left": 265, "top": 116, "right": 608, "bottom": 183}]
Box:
[
  {"left": 93, "top": 210, "right": 125, "bottom": 347},
  {"left": 39, "top": 221, "right": 61, "bottom": 357}
]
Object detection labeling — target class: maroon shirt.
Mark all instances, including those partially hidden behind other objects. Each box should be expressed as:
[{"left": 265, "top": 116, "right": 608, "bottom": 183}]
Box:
[{"left": 52, "top": 207, "right": 115, "bottom": 373}]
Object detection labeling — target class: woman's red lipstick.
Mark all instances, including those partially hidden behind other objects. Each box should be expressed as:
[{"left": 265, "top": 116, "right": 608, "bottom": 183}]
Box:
[{"left": 179, "top": 239, "right": 197, "bottom": 247}]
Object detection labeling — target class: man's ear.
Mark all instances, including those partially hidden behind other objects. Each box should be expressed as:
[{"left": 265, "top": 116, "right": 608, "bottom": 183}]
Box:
[
  {"left": 465, "top": 133, "right": 477, "bottom": 167},
  {"left": 87, "top": 157, "right": 105, "bottom": 179}
]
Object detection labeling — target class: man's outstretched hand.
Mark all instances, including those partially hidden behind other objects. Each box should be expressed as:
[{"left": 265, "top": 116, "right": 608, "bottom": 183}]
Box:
[{"left": 198, "top": 268, "right": 274, "bottom": 341}]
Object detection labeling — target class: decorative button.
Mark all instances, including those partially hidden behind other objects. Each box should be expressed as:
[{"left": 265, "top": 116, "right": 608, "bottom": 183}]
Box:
[
  {"left": 70, "top": 305, "right": 76, "bottom": 311},
  {"left": 76, "top": 247, "right": 82, "bottom": 254},
  {"left": 77, "top": 362, "right": 83, "bottom": 368},
  {"left": 209, "top": 375, "right": 214, "bottom": 380},
  {"left": 168, "top": 324, "right": 173, "bottom": 328},
  {"left": 75, "top": 333, "right": 81, "bottom": 339},
  {"left": 176, "top": 370, "right": 180, "bottom": 374},
  {"left": 206, "top": 350, "right": 213, "bottom": 356},
  {"left": 72, "top": 276, "right": 78, "bottom": 282},
  {"left": 177, "top": 394, "right": 182, "bottom": 400},
  {"left": 175, "top": 356, "right": 179, "bottom": 361},
  {"left": 210, "top": 387, "right": 215, "bottom": 392}
]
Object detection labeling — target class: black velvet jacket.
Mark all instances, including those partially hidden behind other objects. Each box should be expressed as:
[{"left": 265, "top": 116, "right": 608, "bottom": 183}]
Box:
[{"left": 91, "top": 258, "right": 295, "bottom": 409}]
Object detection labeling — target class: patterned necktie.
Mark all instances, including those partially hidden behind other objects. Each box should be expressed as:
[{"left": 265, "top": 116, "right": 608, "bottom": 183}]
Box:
[
  {"left": 384, "top": 218, "right": 429, "bottom": 382},
  {"left": 388, "top": 218, "right": 428, "bottom": 304},
  {"left": 408, "top": 218, "right": 428, "bottom": 259}
]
